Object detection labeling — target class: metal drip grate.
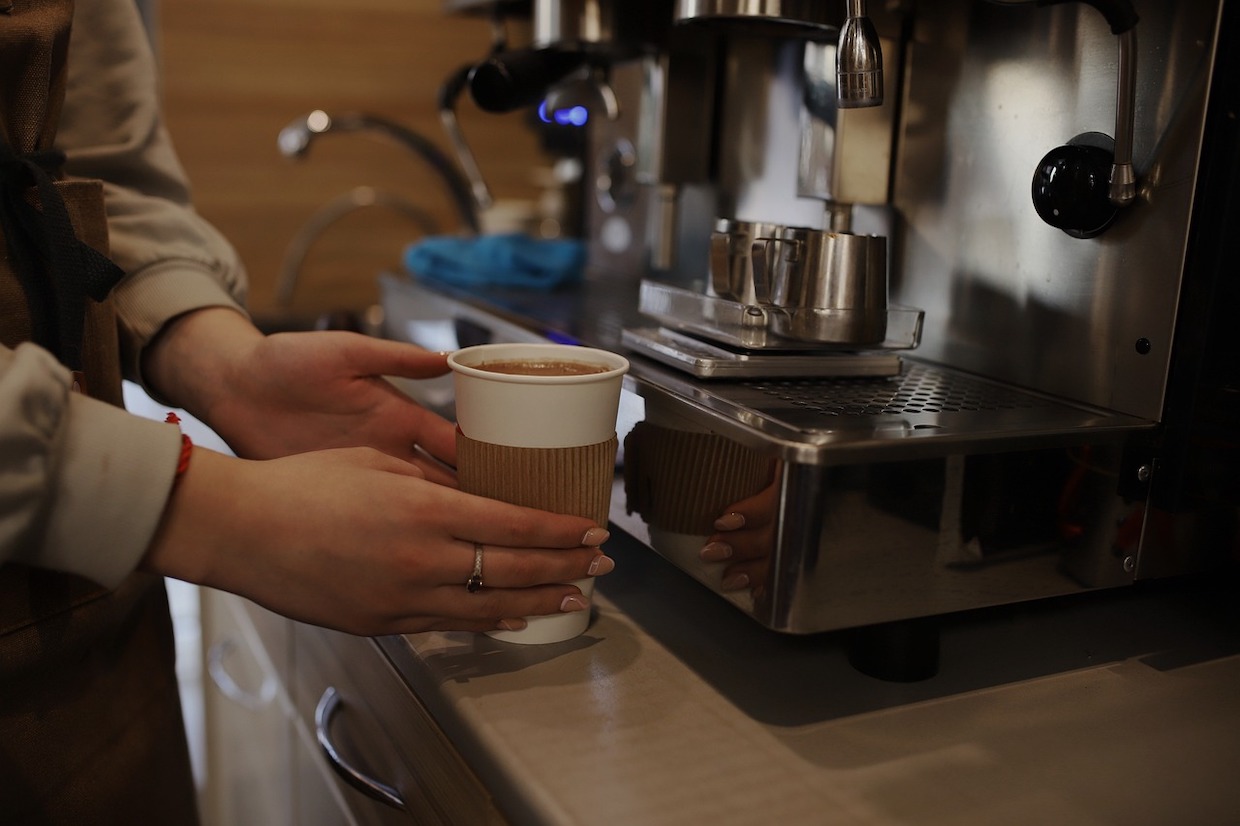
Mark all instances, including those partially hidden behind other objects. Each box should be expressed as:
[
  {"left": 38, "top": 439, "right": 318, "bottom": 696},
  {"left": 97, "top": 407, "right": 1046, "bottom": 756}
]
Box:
[{"left": 744, "top": 363, "right": 1048, "bottom": 417}]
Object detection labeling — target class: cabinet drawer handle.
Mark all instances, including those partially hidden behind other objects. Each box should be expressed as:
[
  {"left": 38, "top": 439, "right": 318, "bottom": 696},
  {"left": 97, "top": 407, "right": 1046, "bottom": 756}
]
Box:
[
  {"left": 207, "top": 638, "right": 277, "bottom": 711},
  {"left": 315, "top": 686, "right": 407, "bottom": 811}
]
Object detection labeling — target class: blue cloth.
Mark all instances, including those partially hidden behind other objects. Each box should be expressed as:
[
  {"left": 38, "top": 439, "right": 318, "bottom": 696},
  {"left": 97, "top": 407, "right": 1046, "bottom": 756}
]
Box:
[{"left": 403, "top": 233, "right": 586, "bottom": 291}]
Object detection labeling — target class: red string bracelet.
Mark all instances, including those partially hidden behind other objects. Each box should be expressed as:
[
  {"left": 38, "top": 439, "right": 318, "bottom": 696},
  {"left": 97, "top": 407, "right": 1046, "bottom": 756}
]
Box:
[{"left": 165, "top": 412, "right": 193, "bottom": 482}]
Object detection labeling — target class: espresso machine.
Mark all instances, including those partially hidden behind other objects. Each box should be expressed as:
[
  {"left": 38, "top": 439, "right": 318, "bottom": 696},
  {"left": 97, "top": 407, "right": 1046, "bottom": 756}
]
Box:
[{"left": 395, "top": 0, "right": 1238, "bottom": 661}]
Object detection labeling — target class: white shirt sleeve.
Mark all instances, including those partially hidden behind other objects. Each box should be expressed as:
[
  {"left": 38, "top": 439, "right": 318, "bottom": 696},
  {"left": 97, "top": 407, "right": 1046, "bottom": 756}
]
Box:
[
  {"left": 0, "top": 344, "right": 182, "bottom": 588},
  {"left": 0, "top": 0, "right": 247, "bottom": 585},
  {"left": 58, "top": 0, "right": 250, "bottom": 389}
]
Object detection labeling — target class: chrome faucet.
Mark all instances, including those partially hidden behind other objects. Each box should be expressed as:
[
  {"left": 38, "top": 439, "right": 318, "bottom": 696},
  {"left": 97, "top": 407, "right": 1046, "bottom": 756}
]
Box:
[
  {"left": 277, "top": 110, "right": 483, "bottom": 234},
  {"left": 272, "top": 185, "right": 439, "bottom": 311}
]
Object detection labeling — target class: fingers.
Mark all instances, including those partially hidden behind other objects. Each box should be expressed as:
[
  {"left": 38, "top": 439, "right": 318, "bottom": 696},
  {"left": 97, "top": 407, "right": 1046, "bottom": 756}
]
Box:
[
  {"left": 340, "top": 334, "right": 452, "bottom": 379},
  {"left": 406, "top": 406, "right": 458, "bottom": 468},
  {"left": 407, "top": 445, "right": 459, "bottom": 487},
  {"left": 383, "top": 554, "right": 604, "bottom": 634},
  {"left": 441, "top": 581, "right": 594, "bottom": 623},
  {"left": 445, "top": 491, "right": 605, "bottom": 553},
  {"left": 384, "top": 529, "right": 613, "bottom": 632},
  {"left": 719, "top": 560, "right": 765, "bottom": 592},
  {"left": 453, "top": 542, "right": 615, "bottom": 590},
  {"left": 700, "top": 483, "right": 781, "bottom": 594},
  {"left": 700, "top": 525, "right": 768, "bottom": 564},
  {"left": 330, "top": 445, "right": 428, "bottom": 479},
  {"left": 397, "top": 582, "right": 589, "bottom": 635},
  {"left": 306, "top": 450, "right": 614, "bottom": 634}
]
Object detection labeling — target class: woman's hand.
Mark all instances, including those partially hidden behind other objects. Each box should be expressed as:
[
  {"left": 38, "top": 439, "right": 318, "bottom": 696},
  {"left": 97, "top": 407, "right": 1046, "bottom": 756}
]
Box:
[
  {"left": 140, "top": 307, "right": 618, "bottom": 634},
  {"left": 143, "top": 307, "right": 457, "bottom": 483},
  {"left": 143, "top": 446, "right": 614, "bottom": 635},
  {"left": 700, "top": 475, "right": 780, "bottom": 597}
]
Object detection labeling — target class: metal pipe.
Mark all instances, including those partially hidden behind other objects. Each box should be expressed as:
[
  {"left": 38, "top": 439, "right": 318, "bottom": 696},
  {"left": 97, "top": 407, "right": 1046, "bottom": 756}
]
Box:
[
  {"left": 1109, "top": 28, "right": 1137, "bottom": 206},
  {"left": 274, "top": 186, "right": 439, "bottom": 308},
  {"left": 277, "top": 110, "right": 481, "bottom": 233}
]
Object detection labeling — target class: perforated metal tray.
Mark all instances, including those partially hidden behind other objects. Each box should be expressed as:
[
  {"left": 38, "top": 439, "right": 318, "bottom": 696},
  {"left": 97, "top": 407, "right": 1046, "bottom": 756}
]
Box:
[{"left": 626, "top": 359, "right": 1154, "bottom": 463}]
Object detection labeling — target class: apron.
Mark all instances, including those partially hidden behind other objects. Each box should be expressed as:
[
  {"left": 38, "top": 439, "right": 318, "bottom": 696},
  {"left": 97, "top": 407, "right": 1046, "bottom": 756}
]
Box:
[{"left": 0, "top": 2, "right": 200, "bottom": 822}]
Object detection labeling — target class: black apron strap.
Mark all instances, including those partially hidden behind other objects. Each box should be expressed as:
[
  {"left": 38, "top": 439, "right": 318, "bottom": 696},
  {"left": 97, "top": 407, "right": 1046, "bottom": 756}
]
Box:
[{"left": 0, "top": 137, "right": 126, "bottom": 372}]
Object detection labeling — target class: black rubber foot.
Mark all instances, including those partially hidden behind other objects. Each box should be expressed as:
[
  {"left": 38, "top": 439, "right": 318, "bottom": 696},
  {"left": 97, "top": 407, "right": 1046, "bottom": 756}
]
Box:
[{"left": 846, "top": 617, "right": 941, "bottom": 682}]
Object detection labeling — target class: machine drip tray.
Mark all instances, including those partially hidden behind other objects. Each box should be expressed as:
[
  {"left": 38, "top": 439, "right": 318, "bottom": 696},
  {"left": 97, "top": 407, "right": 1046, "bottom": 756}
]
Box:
[
  {"left": 621, "top": 326, "right": 904, "bottom": 379},
  {"left": 636, "top": 280, "right": 925, "bottom": 351},
  {"left": 626, "top": 357, "right": 1155, "bottom": 458}
]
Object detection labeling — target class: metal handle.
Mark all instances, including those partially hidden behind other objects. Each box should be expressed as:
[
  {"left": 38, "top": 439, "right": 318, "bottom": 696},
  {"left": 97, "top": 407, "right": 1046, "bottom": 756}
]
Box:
[
  {"left": 750, "top": 238, "right": 775, "bottom": 305},
  {"left": 1108, "top": 27, "right": 1137, "bottom": 206},
  {"left": 985, "top": 0, "right": 1139, "bottom": 208},
  {"left": 752, "top": 237, "right": 800, "bottom": 307},
  {"left": 206, "top": 638, "right": 278, "bottom": 712},
  {"left": 709, "top": 232, "right": 736, "bottom": 300},
  {"left": 315, "top": 686, "right": 407, "bottom": 812}
]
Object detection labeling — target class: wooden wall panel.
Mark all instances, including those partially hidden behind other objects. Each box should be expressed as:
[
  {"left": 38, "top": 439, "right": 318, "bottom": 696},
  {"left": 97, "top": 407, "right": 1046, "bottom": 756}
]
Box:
[{"left": 156, "top": 0, "right": 545, "bottom": 321}]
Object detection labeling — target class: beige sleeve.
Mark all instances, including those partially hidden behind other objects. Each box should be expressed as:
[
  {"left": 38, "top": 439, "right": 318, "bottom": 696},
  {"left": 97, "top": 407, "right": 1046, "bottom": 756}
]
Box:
[
  {"left": 0, "top": 344, "right": 182, "bottom": 588},
  {"left": 57, "top": 0, "right": 250, "bottom": 390}
]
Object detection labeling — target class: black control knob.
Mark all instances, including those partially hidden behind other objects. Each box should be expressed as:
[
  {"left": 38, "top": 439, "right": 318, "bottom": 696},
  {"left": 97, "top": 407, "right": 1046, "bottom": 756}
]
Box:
[{"left": 1031, "top": 132, "right": 1120, "bottom": 239}]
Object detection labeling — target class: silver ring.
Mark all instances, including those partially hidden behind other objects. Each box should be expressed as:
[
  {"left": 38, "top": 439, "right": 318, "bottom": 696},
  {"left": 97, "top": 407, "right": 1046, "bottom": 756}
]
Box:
[{"left": 466, "top": 543, "right": 484, "bottom": 593}]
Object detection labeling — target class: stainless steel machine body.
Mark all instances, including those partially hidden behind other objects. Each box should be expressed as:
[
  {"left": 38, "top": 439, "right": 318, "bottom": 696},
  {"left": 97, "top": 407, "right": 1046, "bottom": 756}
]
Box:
[{"left": 413, "top": 0, "right": 1239, "bottom": 636}]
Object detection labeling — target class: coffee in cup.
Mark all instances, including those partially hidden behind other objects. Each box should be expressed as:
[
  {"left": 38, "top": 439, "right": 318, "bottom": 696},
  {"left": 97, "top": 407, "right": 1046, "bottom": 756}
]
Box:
[{"left": 473, "top": 359, "right": 609, "bottom": 377}]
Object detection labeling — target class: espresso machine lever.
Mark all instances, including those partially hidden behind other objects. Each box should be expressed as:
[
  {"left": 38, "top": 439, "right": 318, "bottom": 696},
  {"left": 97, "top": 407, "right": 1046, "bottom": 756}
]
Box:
[{"left": 991, "top": 0, "right": 1140, "bottom": 237}]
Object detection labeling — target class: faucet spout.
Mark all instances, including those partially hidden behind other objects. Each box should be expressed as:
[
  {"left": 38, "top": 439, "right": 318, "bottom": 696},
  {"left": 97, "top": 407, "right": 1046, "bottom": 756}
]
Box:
[
  {"left": 277, "top": 110, "right": 482, "bottom": 234},
  {"left": 836, "top": 0, "right": 883, "bottom": 108}
]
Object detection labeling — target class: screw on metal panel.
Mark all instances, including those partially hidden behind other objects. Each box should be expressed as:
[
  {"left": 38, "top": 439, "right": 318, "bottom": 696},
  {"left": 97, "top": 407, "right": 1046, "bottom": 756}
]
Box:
[
  {"left": 1137, "top": 465, "right": 1151, "bottom": 483},
  {"left": 1135, "top": 338, "right": 1152, "bottom": 354},
  {"left": 1123, "top": 556, "right": 1136, "bottom": 573}
]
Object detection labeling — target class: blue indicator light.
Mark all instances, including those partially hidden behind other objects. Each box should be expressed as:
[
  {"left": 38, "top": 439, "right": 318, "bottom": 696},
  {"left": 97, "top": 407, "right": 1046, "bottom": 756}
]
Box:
[
  {"left": 544, "top": 329, "right": 581, "bottom": 345},
  {"left": 539, "top": 100, "right": 589, "bottom": 127}
]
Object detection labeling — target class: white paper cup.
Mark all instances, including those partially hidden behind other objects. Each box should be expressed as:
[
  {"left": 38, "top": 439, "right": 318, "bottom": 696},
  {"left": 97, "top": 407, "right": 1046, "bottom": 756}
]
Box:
[
  {"left": 448, "top": 343, "right": 629, "bottom": 644},
  {"left": 448, "top": 343, "right": 629, "bottom": 448}
]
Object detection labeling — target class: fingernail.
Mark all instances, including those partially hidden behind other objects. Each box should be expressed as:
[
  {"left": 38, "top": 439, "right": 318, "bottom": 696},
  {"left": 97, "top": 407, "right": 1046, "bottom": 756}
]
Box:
[
  {"left": 721, "top": 572, "right": 750, "bottom": 592},
  {"left": 699, "top": 541, "right": 733, "bottom": 562},
  {"left": 587, "top": 554, "right": 615, "bottom": 576},
  {"left": 582, "top": 527, "right": 610, "bottom": 546},
  {"left": 497, "top": 618, "right": 527, "bottom": 632},
  {"left": 560, "top": 594, "right": 589, "bottom": 612},
  {"left": 714, "top": 512, "right": 746, "bottom": 531}
]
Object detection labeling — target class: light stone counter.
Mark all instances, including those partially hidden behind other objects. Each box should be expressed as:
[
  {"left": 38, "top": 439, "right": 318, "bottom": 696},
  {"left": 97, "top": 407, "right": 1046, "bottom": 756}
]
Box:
[
  {"left": 379, "top": 527, "right": 1240, "bottom": 826},
  {"left": 126, "top": 378, "right": 1240, "bottom": 824}
]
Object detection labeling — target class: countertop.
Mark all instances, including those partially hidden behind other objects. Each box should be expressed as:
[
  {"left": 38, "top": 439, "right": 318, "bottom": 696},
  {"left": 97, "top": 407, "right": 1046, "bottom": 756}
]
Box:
[
  {"left": 124, "top": 277, "right": 1239, "bottom": 824},
  {"left": 379, "top": 517, "right": 1240, "bottom": 826},
  {"left": 374, "top": 273, "right": 1240, "bottom": 825}
]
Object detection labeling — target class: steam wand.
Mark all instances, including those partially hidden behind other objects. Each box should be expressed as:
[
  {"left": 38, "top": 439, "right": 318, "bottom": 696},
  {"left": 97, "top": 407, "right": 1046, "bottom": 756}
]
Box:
[{"left": 437, "top": 8, "right": 510, "bottom": 217}]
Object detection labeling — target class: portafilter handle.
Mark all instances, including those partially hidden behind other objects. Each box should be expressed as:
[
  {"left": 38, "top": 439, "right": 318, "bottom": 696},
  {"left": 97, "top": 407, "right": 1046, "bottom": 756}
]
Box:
[{"left": 468, "top": 47, "right": 588, "bottom": 113}]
